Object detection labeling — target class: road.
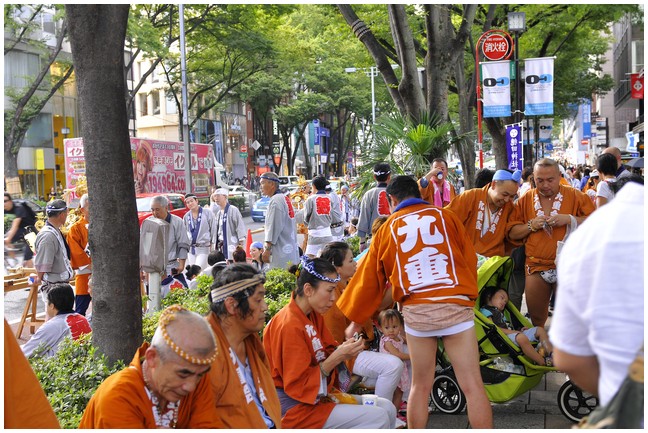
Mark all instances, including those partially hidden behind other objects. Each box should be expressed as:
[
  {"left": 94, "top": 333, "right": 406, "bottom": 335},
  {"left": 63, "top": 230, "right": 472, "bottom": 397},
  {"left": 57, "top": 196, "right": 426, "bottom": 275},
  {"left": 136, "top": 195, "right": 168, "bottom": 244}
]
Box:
[{"left": 2, "top": 215, "right": 274, "bottom": 324}]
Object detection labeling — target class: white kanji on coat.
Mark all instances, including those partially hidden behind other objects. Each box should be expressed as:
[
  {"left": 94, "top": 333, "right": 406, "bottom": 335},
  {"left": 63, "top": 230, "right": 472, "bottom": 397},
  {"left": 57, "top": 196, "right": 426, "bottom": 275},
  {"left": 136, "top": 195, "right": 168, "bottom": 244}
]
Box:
[
  {"left": 396, "top": 214, "right": 443, "bottom": 253},
  {"left": 404, "top": 246, "right": 453, "bottom": 289}
]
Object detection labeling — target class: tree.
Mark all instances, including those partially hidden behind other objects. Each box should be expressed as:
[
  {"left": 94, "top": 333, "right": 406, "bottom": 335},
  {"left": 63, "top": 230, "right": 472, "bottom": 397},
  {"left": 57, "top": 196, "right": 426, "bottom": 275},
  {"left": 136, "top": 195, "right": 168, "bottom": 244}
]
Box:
[
  {"left": 4, "top": 4, "right": 74, "bottom": 193},
  {"left": 66, "top": 4, "right": 141, "bottom": 365}
]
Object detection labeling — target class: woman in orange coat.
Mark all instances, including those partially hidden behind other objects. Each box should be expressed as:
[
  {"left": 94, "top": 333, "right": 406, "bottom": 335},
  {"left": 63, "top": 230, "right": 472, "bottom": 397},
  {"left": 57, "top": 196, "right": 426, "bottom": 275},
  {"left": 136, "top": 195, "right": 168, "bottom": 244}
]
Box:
[{"left": 263, "top": 256, "right": 396, "bottom": 429}]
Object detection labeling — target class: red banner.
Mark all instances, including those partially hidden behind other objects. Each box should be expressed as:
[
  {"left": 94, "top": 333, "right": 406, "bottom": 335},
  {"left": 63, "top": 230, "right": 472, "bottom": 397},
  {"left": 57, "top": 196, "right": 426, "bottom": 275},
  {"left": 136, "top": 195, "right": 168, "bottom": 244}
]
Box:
[{"left": 630, "top": 73, "right": 644, "bottom": 99}]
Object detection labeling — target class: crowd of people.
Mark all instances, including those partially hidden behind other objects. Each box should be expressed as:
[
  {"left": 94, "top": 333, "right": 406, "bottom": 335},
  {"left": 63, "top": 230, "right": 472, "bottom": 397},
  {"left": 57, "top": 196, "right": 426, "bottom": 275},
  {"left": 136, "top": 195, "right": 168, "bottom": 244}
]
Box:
[{"left": 7, "top": 147, "right": 644, "bottom": 429}]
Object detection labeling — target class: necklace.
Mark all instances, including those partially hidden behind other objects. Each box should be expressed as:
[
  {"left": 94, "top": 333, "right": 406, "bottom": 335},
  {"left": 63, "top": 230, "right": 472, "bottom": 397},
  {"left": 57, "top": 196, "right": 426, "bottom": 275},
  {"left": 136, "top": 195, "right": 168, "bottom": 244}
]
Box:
[{"left": 142, "top": 361, "right": 180, "bottom": 429}]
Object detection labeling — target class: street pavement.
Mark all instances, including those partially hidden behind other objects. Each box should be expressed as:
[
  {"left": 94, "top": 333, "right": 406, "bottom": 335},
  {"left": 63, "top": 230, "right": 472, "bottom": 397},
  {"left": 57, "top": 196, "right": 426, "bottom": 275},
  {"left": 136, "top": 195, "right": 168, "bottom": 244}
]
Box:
[{"left": 3, "top": 214, "right": 580, "bottom": 428}]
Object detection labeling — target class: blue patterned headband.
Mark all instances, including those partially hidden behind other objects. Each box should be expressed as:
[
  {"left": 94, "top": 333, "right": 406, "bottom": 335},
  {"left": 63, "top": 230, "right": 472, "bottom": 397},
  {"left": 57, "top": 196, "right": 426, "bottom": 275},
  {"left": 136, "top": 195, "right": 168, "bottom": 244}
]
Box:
[
  {"left": 493, "top": 169, "right": 522, "bottom": 184},
  {"left": 299, "top": 255, "right": 340, "bottom": 283}
]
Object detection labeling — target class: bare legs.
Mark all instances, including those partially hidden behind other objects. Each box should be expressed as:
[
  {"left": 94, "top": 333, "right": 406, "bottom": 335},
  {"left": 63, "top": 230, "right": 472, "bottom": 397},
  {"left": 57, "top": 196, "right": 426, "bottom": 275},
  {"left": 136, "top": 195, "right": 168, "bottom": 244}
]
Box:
[{"left": 524, "top": 272, "right": 556, "bottom": 327}]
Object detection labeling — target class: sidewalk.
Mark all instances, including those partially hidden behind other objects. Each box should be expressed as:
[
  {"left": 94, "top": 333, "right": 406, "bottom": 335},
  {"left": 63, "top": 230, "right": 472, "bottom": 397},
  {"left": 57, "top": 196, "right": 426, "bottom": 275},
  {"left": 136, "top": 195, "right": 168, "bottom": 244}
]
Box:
[{"left": 426, "top": 371, "right": 575, "bottom": 428}]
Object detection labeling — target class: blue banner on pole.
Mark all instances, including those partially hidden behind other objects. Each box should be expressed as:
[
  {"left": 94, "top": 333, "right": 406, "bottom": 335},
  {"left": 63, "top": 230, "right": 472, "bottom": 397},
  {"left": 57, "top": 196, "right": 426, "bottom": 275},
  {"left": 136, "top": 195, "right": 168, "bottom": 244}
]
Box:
[{"left": 506, "top": 123, "right": 523, "bottom": 171}]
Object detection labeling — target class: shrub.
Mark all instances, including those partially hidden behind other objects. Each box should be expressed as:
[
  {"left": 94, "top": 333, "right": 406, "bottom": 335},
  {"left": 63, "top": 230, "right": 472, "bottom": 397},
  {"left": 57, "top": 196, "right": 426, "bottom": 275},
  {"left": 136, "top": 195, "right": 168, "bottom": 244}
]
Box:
[
  {"left": 29, "top": 334, "right": 125, "bottom": 429},
  {"left": 264, "top": 267, "right": 295, "bottom": 322},
  {"left": 228, "top": 195, "right": 246, "bottom": 211},
  {"left": 346, "top": 236, "right": 360, "bottom": 257}
]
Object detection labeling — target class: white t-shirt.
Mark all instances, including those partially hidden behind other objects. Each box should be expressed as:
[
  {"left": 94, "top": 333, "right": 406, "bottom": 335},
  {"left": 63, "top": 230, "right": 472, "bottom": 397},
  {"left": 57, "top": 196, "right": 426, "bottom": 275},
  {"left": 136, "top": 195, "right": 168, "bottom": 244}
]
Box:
[
  {"left": 550, "top": 182, "right": 644, "bottom": 407},
  {"left": 595, "top": 178, "right": 616, "bottom": 202}
]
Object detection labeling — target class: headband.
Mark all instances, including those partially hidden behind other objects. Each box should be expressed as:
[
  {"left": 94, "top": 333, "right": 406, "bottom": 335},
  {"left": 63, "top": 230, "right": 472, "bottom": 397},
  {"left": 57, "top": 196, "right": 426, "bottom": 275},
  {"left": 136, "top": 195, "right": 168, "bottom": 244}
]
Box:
[
  {"left": 260, "top": 174, "right": 280, "bottom": 183},
  {"left": 298, "top": 255, "right": 340, "bottom": 283},
  {"left": 493, "top": 169, "right": 522, "bottom": 184},
  {"left": 373, "top": 169, "right": 391, "bottom": 176},
  {"left": 210, "top": 275, "right": 265, "bottom": 304},
  {"left": 185, "top": 193, "right": 197, "bottom": 200},
  {"left": 158, "top": 305, "right": 218, "bottom": 365}
]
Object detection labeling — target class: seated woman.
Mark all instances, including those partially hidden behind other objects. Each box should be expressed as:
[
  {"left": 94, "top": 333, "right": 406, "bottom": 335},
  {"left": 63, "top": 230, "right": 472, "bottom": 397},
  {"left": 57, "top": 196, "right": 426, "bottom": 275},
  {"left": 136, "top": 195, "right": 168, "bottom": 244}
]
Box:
[
  {"left": 320, "top": 242, "right": 404, "bottom": 413},
  {"left": 263, "top": 256, "right": 396, "bottom": 429},
  {"left": 21, "top": 283, "right": 92, "bottom": 358},
  {"left": 205, "top": 263, "right": 282, "bottom": 428}
]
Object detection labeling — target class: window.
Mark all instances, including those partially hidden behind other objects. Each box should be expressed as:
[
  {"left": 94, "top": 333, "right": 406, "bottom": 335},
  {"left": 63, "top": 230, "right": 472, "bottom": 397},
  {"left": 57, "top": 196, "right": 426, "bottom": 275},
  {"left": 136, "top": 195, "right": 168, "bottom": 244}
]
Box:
[
  {"left": 165, "top": 91, "right": 177, "bottom": 114},
  {"left": 152, "top": 91, "right": 160, "bottom": 115},
  {"left": 23, "top": 113, "right": 53, "bottom": 148},
  {"left": 4, "top": 51, "right": 41, "bottom": 88},
  {"left": 139, "top": 93, "right": 149, "bottom": 116},
  {"left": 168, "top": 196, "right": 185, "bottom": 211},
  {"left": 152, "top": 67, "right": 159, "bottom": 83}
]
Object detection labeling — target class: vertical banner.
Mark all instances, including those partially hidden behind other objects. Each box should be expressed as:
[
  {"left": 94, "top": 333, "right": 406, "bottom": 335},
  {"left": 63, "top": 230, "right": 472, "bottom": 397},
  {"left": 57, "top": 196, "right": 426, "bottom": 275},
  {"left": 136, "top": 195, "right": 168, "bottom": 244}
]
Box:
[
  {"left": 630, "top": 73, "right": 644, "bottom": 99},
  {"left": 538, "top": 118, "right": 554, "bottom": 143},
  {"left": 522, "top": 119, "right": 535, "bottom": 145},
  {"left": 481, "top": 60, "right": 511, "bottom": 118},
  {"left": 506, "top": 123, "right": 523, "bottom": 171},
  {"left": 581, "top": 99, "right": 591, "bottom": 139},
  {"left": 524, "top": 57, "right": 554, "bottom": 115}
]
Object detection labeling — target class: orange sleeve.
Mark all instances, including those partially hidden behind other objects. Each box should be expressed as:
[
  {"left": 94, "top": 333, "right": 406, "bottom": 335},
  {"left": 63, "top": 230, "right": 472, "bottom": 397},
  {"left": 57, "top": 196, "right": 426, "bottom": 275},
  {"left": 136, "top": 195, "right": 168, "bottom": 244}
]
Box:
[
  {"left": 67, "top": 221, "right": 91, "bottom": 269},
  {"left": 444, "top": 189, "right": 475, "bottom": 226},
  {"left": 4, "top": 320, "right": 60, "bottom": 429}
]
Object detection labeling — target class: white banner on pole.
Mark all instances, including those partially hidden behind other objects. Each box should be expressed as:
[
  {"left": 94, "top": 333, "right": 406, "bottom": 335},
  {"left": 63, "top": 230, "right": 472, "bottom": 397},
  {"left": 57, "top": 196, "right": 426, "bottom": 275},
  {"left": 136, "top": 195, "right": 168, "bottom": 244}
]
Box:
[
  {"left": 538, "top": 118, "right": 554, "bottom": 143},
  {"left": 524, "top": 57, "right": 554, "bottom": 115},
  {"left": 481, "top": 60, "right": 511, "bottom": 118}
]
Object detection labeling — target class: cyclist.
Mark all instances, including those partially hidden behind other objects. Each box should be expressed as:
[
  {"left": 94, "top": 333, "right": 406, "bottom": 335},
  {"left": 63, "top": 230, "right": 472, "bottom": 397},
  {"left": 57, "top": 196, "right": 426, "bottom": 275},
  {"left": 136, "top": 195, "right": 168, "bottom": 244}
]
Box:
[{"left": 4, "top": 193, "right": 37, "bottom": 268}]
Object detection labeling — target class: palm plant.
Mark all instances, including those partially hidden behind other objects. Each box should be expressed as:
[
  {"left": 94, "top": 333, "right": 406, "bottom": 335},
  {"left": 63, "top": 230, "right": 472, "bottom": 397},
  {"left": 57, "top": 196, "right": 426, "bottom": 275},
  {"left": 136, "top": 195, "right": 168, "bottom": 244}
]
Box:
[{"left": 352, "top": 110, "right": 455, "bottom": 199}]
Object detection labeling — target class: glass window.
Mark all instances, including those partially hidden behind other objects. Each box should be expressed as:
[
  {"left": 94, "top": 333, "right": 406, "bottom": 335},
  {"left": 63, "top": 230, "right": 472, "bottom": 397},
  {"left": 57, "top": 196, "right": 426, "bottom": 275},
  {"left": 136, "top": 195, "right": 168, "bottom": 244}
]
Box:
[
  {"left": 165, "top": 91, "right": 177, "bottom": 114},
  {"left": 168, "top": 196, "right": 185, "bottom": 210},
  {"left": 152, "top": 91, "right": 160, "bottom": 115},
  {"left": 139, "top": 93, "right": 148, "bottom": 116},
  {"left": 23, "top": 113, "right": 53, "bottom": 148}
]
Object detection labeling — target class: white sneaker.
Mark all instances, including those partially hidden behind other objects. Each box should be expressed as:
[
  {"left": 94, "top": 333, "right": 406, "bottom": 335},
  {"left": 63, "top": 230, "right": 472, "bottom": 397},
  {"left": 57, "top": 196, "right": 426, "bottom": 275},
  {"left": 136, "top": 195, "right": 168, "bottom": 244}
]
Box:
[{"left": 395, "top": 418, "right": 407, "bottom": 429}]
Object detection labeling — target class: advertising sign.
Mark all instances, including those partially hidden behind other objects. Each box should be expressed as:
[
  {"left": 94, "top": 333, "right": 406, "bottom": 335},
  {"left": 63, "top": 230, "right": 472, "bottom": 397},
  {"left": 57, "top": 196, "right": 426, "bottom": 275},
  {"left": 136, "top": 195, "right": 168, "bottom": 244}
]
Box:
[
  {"left": 481, "top": 60, "right": 511, "bottom": 118},
  {"left": 506, "top": 123, "right": 523, "bottom": 171},
  {"left": 630, "top": 73, "right": 644, "bottom": 99},
  {"left": 538, "top": 118, "right": 554, "bottom": 144},
  {"left": 524, "top": 57, "right": 554, "bottom": 115}
]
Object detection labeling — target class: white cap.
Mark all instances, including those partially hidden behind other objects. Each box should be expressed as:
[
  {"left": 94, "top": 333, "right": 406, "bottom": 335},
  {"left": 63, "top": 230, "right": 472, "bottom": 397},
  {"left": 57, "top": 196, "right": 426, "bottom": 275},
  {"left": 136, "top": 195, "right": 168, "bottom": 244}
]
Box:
[{"left": 214, "top": 188, "right": 228, "bottom": 196}]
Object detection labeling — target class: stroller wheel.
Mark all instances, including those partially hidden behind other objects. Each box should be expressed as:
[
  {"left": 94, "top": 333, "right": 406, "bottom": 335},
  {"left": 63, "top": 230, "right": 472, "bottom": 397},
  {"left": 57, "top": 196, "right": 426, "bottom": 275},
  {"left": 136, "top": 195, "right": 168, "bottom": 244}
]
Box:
[
  {"left": 429, "top": 373, "right": 466, "bottom": 414},
  {"left": 557, "top": 380, "right": 599, "bottom": 423}
]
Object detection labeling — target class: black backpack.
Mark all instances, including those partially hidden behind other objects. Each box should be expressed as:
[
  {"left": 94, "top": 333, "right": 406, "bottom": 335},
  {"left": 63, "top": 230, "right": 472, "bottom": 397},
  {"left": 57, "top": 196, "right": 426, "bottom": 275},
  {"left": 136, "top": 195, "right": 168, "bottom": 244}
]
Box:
[{"left": 14, "top": 199, "right": 38, "bottom": 230}]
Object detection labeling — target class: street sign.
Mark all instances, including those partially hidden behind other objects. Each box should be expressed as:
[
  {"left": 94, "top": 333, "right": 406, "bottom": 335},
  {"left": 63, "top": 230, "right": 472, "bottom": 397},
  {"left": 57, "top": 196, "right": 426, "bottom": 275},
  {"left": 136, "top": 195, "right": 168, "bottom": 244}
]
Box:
[
  {"left": 240, "top": 144, "right": 248, "bottom": 153},
  {"left": 482, "top": 34, "right": 511, "bottom": 61},
  {"left": 251, "top": 140, "right": 261, "bottom": 151}
]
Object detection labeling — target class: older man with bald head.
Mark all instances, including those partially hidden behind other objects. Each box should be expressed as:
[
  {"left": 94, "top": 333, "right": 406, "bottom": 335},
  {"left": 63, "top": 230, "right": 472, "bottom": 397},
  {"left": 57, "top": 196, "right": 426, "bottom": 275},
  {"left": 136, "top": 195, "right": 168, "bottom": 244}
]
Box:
[
  {"left": 79, "top": 306, "right": 219, "bottom": 428},
  {"left": 602, "top": 146, "right": 631, "bottom": 180}
]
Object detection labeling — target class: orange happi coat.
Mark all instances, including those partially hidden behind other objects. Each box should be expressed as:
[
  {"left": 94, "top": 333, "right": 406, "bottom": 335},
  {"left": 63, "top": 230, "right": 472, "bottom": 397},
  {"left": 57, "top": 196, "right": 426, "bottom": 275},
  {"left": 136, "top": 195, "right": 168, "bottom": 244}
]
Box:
[
  {"left": 4, "top": 320, "right": 60, "bottom": 428},
  {"left": 263, "top": 296, "right": 338, "bottom": 429},
  {"left": 66, "top": 215, "right": 91, "bottom": 295},
  {"left": 205, "top": 312, "right": 282, "bottom": 429},
  {"left": 419, "top": 178, "right": 457, "bottom": 206},
  {"left": 338, "top": 200, "right": 478, "bottom": 325},
  {"left": 78, "top": 343, "right": 218, "bottom": 428},
  {"left": 323, "top": 281, "right": 374, "bottom": 372},
  {"left": 506, "top": 184, "right": 595, "bottom": 274},
  {"left": 444, "top": 184, "right": 517, "bottom": 257}
]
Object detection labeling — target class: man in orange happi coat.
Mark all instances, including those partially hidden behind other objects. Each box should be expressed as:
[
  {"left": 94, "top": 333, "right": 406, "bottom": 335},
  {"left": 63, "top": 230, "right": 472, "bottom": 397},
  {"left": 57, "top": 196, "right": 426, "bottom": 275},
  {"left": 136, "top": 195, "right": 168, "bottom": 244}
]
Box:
[
  {"left": 337, "top": 175, "right": 492, "bottom": 429},
  {"left": 445, "top": 169, "right": 521, "bottom": 258},
  {"left": 66, "top": 193, "right": 92, "bottom": 316},
  {"left": 507, "top": 158, "right": 595, "bottom": 327},
  {"left": 206, "top": 264, "right": 282, "bottom": 428},
  {"left": 418, "top": 157, "right": 457, "bottom": 207},
  {"left": 4, "top": 320, "right": 60, "bottom": 428},
  {"left": 79, "top": 306, "right": 219, "bottom": 428}
]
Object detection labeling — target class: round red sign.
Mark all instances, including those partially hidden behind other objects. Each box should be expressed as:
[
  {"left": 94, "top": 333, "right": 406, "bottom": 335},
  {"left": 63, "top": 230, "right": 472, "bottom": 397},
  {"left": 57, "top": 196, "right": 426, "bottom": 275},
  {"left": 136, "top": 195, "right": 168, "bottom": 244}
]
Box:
[
  {"left": 482, "top": 34, "right": 511, "bottom": 61},
  {"left": 240, "top": 144, "right": 248, "bottom": 153}
]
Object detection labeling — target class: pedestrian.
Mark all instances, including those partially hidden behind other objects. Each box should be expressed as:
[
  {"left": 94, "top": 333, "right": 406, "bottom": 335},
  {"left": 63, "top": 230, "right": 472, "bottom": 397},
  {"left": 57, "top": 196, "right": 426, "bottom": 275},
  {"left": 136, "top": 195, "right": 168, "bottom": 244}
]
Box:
[
  {"left": 144, "top": 196, "right": 190, "bottom": 298},
  {"left": 183, "top": 193, "right": 215, "bottom": 269},
  {"left": 79, "top": 306, "right": 220, "bottom": 428},
  {"left": 249, "top": 241, "right": 269, "bottom": 274},
  {"left": 206, "top": 264, "right": 282, "bottom": 428},
  {"left": 212, "top": 188, "right": 247, "bottom": 262},
  {"left": 320, "top": 241, "right": 404, "bottom": 427},
  {"left": 337, "top": 175, "right": 492, "bottom": 429},
  {"left": 21, "top": 283, "right": 91, "bottom": 358},
  {"left": 602, "top": 146, "right": 632, "bottom": 180},
  {"left": 418, "top": 157, "right": 457, "bottom": 207},
  {"left": 34, "top": 199, "right": 74, "bottom": 320},
  {"left": 4, "top": 193, "right": 37, "bottom": 268},
  {"left": 357, "top": 162, "right": 391, "bottom": 252},
  {"left": 303, "top": 176, "right": 337, "bottom": 256},
  {"left": 595, "top": 153, "right": 618, "bottom": 208},
  {"left": 263, "top": 256, "right": 396, "bottom": 429},
  {"left": 445, "top": 169, "right": 521, "bottom": 258},
  {"left": 550, "top": 181, "right": 643, "bottom": 410},
  {"left": 327, "top": 183, "right": 345, "bottom": 241},
  {"left": 66, "top": 193, "right": 92, "bottom": 316},
  {"left": 506, "top": 158, "right": 595, "bottom": 327},
  {"left": 199, "top": 250, "right": 227, "bottom": 278},
  {"left": 259, "top": 172, "right": 299, "bottom": 270},
  {"left": 339, "top": 184, "right": 352, "bottom": 228}
]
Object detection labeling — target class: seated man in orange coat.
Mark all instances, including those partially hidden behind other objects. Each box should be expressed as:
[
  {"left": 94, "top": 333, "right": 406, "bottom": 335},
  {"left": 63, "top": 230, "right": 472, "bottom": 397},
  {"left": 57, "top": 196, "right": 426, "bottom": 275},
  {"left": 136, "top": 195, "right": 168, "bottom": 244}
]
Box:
[
  {"left": 79, "top": 305, "right": 219, "bottom": 428},
  {"left": 445, "top": 169, "right": 521, "bottom": 258}
]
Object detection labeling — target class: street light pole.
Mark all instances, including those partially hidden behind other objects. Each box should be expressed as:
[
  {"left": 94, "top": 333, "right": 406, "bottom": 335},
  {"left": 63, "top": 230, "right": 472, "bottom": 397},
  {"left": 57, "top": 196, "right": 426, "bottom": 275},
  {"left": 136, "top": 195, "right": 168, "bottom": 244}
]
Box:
[{"left": 508, "top": 12, "right": 527, "bottom": 166}]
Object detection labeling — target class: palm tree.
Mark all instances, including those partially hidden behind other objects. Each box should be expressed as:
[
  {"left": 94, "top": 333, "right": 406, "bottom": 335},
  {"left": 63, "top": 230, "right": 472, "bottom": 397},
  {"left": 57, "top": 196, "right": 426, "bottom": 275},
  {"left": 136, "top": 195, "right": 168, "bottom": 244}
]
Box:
[{"left": 353, "top": 110, "right": 455, "bottom": 198}]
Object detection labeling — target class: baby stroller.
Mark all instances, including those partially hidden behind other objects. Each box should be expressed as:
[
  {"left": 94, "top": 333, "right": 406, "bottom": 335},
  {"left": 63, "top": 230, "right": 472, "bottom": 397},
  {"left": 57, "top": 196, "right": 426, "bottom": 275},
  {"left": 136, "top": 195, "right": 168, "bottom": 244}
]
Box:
[{"left": 429, "top": 256, "right": 598, "bottom": 423}]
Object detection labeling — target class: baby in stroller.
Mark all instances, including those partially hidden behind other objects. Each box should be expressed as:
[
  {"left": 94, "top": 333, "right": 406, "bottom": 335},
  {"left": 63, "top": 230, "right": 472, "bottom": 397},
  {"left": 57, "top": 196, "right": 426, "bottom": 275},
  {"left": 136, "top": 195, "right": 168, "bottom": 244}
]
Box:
[{"left": 480, "top": 287, "right": 553, "bottom": 366}]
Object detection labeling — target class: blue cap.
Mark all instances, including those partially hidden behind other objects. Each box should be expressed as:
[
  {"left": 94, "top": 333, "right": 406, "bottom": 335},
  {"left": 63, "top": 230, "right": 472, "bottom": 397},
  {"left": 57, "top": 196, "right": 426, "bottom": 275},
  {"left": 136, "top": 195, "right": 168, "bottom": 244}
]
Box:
[{"left": 251, "top": 241, "right": 263, "bottom": 249}]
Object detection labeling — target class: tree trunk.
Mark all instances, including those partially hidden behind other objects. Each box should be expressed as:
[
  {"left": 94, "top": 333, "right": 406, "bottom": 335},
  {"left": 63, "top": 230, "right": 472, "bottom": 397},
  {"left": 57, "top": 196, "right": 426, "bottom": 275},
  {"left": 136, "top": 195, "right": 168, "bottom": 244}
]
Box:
[
  {"left": 454, "top": 55, "right": 476, "bottom": 189},
  {"left": 485, "top": 117, "right": 508, "bottom": 169},
  {"left": 66, "top": 5, "right": 142, "bottom": 365}
]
